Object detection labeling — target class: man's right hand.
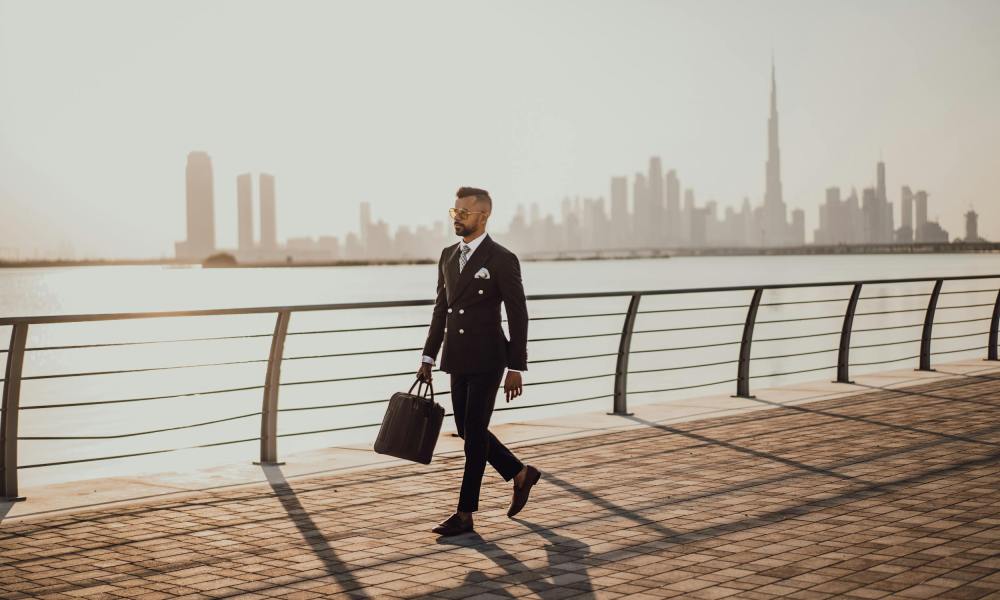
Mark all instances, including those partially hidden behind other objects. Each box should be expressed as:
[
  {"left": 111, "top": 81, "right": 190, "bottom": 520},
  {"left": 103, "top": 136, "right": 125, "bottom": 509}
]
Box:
[{"left": 417, "top": 362, "right": 433, "bottom": 383}]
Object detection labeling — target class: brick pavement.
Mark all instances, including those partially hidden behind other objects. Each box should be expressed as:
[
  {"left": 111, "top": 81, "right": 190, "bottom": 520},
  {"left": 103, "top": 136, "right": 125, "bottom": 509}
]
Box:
[{"left": 1, "top": 370, "right": 999, "bottom": 599}]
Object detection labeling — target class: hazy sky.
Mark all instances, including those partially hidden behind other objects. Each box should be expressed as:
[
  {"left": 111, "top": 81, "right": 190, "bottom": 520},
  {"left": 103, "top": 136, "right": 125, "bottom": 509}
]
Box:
[{"left": 2, "top": 0, "right": 998, "bottom": 258}]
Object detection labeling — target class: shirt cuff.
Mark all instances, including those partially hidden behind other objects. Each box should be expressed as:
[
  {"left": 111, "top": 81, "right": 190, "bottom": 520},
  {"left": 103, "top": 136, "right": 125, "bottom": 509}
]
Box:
[{"left": 421, "top": 355, "right": 435, "bottom": 365}]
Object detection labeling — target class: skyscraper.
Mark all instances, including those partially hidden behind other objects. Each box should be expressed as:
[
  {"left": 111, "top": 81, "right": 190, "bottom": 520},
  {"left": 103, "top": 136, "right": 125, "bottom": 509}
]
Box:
[
  {"left": 259, "top": 173, "right": 277, "bottom": 251},
  {"left": 760, "top": 61, "right": 790, "bottom": 246},
  {"left": 237, "top": 173, "right": 254, "bottom": 253},
  {"left": 914, "top": 190, "right": 928, "bottom": 242},
  {"left": 791, "top": 208, "right": 805, "bottom": 245},
  {"left": 682, "top": 188, "right": 695, "bottom": 245},
  {"left": 610, "top": 176, "right": 628, "bottom": 247},
  {"left": 360, "top": 201, "right": 372, "bottom": 255},
  {"left": 876, "top": 161, "right": 894, "bottom": 243},
  {"left": 964, "top": 209, "right": 981, "bottom": 242},
  {"left": 899, "top": 186, "right": 914, "bottom": 243},
  {"left": 174, "top": 151, "right": 216, "bottom": 260},
  {"left": 632, "top": 173, "right": 647, "bottom": 248},
  {"left": 647, "top": 156, "right": 664, "bottom": 246},
  {"left": 861, "top": 187, "right": 878, "bottom": 243},
  {"left": 665, "top": 170, "right": 680, "bottom": 245},
  {"left": 876, "top": 161, "right": 886, "bottom": 205}
]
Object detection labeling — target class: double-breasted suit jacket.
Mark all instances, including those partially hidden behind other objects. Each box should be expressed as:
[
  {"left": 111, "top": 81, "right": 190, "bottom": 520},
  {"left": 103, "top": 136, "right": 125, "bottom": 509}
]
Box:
[{"left": 422, "top": 234, "right": 528, "bottom": 374}]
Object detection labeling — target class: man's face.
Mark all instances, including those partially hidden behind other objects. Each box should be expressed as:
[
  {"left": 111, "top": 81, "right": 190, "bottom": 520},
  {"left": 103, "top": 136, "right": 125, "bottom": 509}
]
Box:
[{"left": 452, "top": 196, "right": 488, "bottom": 237}]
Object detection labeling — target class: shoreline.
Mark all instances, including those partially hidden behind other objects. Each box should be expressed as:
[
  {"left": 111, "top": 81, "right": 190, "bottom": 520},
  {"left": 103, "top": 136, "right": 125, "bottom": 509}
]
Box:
[{"left": 1, "top": 240, "right": 997, "bottom": 269}]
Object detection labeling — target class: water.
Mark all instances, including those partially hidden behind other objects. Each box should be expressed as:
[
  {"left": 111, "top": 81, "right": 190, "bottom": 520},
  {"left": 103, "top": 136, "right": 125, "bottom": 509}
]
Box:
[{"left": 2, "top": 253, "right": 998, "bottom": 487}]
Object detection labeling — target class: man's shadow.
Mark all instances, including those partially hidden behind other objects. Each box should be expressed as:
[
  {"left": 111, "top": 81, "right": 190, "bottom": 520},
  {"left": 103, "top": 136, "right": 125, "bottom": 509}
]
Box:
[{"left": 434, "top": 512, "right": 594, "bottom": 598}]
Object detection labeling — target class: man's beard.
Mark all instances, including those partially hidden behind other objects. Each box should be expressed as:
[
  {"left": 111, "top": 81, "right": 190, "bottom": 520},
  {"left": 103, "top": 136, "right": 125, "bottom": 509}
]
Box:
[{"left": 454, "top": 222, "right": 473, "bottom": 237}]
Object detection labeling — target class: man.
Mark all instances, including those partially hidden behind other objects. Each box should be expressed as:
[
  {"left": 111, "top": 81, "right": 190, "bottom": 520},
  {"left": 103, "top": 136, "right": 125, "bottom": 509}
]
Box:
[{"left": 417, "top": 186, "right": 542, "bottom": 537}]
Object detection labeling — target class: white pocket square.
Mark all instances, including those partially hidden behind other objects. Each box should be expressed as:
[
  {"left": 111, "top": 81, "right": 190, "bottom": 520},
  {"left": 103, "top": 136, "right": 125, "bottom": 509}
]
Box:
[{"left": 474, "top": 267, "right": 490, "bottom": 279}]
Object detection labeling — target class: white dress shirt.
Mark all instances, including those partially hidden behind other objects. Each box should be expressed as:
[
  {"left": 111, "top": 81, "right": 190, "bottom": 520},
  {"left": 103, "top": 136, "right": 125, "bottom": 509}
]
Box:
[{"left": 421, "top": 232, "right": 520, "bottom": 372}]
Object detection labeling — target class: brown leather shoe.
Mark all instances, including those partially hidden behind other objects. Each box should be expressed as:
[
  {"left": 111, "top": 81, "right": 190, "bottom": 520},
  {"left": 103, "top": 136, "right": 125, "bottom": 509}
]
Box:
[
  {"left": 432, "top": 512, "right": 474, "bottom": 536},
  {"left": 507, "top": 465, "right": 541, "bottom": 518}
]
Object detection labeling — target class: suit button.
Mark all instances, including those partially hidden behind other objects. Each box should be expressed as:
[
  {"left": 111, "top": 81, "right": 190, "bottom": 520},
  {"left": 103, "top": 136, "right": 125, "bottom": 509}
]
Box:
[
  {"left": 447, "top": 308, "right": 453, "bottom": 313},
  {"left": 478, "top": 289, "right": 484, "bottom": 295},
  {"left": 459, "top": 329, "right": 465, "bottom": 334},
  {"left": 459, "top": 309, "right": 465, "bottom": 314}
]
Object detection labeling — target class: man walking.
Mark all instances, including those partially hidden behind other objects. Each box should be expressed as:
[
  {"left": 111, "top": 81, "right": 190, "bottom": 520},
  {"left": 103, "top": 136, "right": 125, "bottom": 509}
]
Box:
[{"left": 417, "top": 186, "right": 542, "bottom": 536}]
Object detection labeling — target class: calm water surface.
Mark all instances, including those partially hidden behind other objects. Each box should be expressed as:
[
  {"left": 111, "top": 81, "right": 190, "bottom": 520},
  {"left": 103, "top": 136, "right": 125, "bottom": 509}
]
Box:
[{"left": 2, "top": 253, "right": 998, "bottom": 487}]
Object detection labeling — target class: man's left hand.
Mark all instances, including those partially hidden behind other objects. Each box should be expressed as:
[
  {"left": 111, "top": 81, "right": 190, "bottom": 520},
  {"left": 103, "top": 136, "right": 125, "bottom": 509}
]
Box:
[{"left": 504, "top": 371, "right": 523, "bottom": 402}]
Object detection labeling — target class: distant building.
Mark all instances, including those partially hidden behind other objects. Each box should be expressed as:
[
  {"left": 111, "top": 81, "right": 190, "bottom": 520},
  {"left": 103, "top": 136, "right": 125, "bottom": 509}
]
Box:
[
  {"left": 665, "top": 170, "right": 680, "bottom": 245},
  {"left": 360, "top": 201, "right": 372, "bottom": 254},
  {"left": 317, "top": 235, "right": 340, "bottom": 259},
  {"left": 689, "top": 207, "right": 708, "bottom": 247},
  {"left": 632, "top": 173, "right": 647, "bottom": 248},
  {"left": 343, "top": 232, "right": 363, "bottom": 260},
  {"left": 790, "top": 209, "right": 805, "bottom": 245},
  {"left": 921, "top": 220, "right": 950, "bottom": 243},
  {"left": 815, "top": 187, "right": 843, "bottom": 245},
  {"left": 875, "top": 161, "right": 894, "bottom": 243},
  {"left": 897, "top": 186, "right": 914, "bottom": 243},
  {"left": 758, "top": 62, "right": 796, "bottom": 246},
  {"left": 646, "top": 157, "right": 664, "bottom": 246},
  {"left": 682, "top": 189, "right": 695, "bottom": 245},
  {"left": 914, "top": 190, "right": 928, "bottom": 242},
  {"left": 961, "top": 209, "right": 984, "bottom": 242},
  {"left": 175, "top": 151, "right": 216, "bottom": 260},
  {"left": 610, "top": 176, "right": 629, "bottom": 247},
  {"left": 862, "top": 187, "right": 878, "bottom": 243},
  {"left": 259, "top": 174, "right": 277, "bottom": 251},
  {"left": 237, "top": 173, "right": 254, "bottom": 253}
]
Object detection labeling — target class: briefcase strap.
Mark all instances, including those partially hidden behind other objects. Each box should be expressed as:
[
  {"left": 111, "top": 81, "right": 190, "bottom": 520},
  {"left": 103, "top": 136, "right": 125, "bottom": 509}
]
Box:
[{"left": 408, "top": 378, "right": 435, "bottom": 401}]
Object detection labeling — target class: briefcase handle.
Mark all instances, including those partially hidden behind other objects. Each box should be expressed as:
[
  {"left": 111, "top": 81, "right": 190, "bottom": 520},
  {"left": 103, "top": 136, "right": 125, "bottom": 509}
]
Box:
[{"left": 408, "top": 378, "right": 435, "bottom": 401}]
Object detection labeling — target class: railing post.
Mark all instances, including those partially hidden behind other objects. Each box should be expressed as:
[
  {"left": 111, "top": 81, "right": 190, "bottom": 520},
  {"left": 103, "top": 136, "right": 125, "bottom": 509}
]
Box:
[
  {"left": 988, "top": 289, "right": 1000, "bottom": 361},
  {"left": 1, "top": 323, "right": 28, "bottom": 501},
  {"left": 256, "top": 311, "right": 290, "bottom": 466},
  {"left": 734, "top": 288, "right": 763, "bottom": 399},
  {"left": 835, "top": 283, "right": 863, "bottom": 384},
  {"left": 918, "top": 279, "right": 943, "bottom": 371},
  {"left": 610, "top": 294, "right": 641, "bottom": 416}
]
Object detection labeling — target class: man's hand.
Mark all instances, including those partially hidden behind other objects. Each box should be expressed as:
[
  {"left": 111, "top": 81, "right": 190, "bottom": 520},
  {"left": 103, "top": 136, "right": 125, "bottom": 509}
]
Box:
[
  {"left": 504, "top": 371, "right": 523, "bottom": 402},
  {"left": 417, "top": 362, "right": 433, "bottom": 383}
]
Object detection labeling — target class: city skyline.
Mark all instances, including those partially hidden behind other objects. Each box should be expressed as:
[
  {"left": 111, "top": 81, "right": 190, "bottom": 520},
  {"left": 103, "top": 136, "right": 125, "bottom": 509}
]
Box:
[
  {"left": 173, "top": 63, "right": 983, "bottom": 262},
  {"left": 2, "top": 1, "right": 999, "bottom": 259}
]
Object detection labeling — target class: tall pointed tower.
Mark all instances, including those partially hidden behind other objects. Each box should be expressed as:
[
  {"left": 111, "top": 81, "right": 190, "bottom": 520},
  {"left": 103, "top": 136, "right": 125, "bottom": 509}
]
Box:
[
  {"left": 765, "top": 61, "right": 784, "bottom": 209},
  {"left": 761, "top": 59, "right": 790, "bottom": 245}
]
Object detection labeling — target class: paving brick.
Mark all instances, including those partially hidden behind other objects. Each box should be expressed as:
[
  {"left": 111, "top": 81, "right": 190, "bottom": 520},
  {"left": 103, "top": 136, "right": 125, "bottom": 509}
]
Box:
[{"left": 2, "top": 371, "right": 999, "bottom": 599}]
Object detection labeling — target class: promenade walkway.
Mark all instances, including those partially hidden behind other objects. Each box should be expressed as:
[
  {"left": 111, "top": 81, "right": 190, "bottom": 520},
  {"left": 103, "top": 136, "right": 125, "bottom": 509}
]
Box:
[{"left": 1, "top": 361, "right": 998, "bottom": 599}]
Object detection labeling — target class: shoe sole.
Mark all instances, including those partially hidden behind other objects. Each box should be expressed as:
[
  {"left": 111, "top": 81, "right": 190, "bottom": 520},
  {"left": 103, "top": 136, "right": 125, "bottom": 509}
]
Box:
[{"left": 432, "top": 528, "right": 474, "bottom": 536}]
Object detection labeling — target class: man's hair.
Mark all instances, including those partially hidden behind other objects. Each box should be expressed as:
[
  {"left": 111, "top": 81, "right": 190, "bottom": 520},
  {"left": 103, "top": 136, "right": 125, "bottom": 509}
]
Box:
[{"left": 456, "top": 186, "right": 492, "bottom": 211}]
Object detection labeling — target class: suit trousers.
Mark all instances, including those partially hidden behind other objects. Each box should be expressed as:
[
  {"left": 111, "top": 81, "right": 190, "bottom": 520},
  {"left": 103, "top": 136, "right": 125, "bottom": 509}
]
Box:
[{"left": 450, "top": 368, "right": 524, "bottom": 512}]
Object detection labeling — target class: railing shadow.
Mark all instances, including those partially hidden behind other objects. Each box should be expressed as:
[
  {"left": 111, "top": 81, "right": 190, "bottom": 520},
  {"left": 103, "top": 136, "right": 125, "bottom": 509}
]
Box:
[
  {"left": 260, "top": 464, "right": 369, "bottom": 598},
  {"left": 742, "top": 378, "right": 1000, "bottom": 448}
]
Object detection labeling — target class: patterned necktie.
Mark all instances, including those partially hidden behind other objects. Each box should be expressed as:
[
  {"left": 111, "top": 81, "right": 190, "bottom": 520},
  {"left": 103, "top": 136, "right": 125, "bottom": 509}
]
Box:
[{"left": 459, "top": 244, "right": 470, "bottom": 273}]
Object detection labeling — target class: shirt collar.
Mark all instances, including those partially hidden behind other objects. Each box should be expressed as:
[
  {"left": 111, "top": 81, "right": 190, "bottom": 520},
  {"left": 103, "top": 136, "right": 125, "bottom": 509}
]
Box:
[{"left": 460, "top": 231, "right": 488, "bottom": 256}]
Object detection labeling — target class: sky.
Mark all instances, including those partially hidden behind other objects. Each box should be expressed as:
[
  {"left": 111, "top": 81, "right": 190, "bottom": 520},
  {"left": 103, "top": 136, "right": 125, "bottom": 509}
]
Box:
[{"left": 1, "top": 0, "right": 998, "bottom": 259}]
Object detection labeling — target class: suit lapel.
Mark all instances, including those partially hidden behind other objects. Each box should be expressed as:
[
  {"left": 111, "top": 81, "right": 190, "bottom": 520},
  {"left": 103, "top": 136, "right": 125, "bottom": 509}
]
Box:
[
  {"left": 451, "top": 235, "right": 494, "bottom": 301},
  {"left": 444, "top": 243, "right": 461, "bottom": 304}
]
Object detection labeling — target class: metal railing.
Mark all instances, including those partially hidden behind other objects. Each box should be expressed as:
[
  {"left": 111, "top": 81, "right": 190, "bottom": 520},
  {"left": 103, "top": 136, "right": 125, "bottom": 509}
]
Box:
[{"left": 2, "top": 274, "right": 999, "bottom": 501}]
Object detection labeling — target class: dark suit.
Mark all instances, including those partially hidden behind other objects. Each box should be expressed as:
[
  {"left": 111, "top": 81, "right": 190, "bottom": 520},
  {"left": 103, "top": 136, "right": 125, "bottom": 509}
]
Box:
[{"left": 422, "top": 233, "right": 528, "bottom": 512}]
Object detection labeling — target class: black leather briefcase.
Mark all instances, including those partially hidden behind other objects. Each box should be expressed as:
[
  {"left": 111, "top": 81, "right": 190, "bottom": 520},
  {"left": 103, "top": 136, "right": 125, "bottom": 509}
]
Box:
[{"left": 373, "top": 379, "right": 445, "bottom": 465}]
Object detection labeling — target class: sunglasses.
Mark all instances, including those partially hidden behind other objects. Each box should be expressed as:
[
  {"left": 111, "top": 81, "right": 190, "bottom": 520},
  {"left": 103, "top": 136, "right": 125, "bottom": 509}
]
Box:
[{"left": 449, "top": 207, "right": 488, "bottom": 219}]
